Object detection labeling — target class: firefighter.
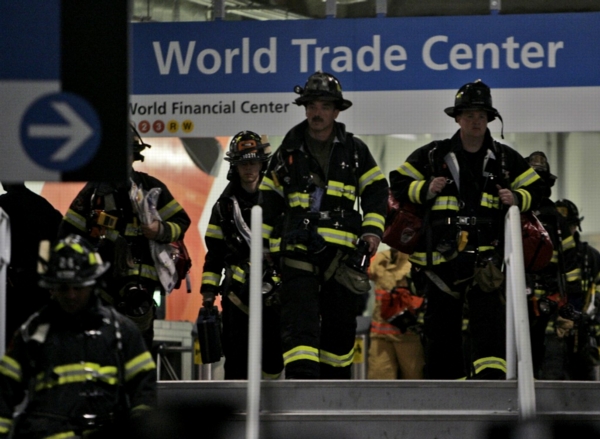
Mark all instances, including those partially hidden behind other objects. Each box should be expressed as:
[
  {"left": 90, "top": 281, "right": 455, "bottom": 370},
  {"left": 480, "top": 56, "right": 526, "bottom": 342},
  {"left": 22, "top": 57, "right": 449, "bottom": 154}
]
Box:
[
  {"left": 260, "top": 71, "right": 388, "bottom": 379},
  {"left": 542, "top": 199, "right": 600, "bottom": 380},
  {"left": 390, "top": 80, "right": 544, "bottom": 379},
  {"left": 524, "top": 152, "right": 577, "bottom": 378},
  {"left": 0, "top": 182, "right": 63, "bottom": 347},
  {"left": 0, "top": 234, "right": 156, "bottom": 438},
  {"left": 367, "top": 248, "right": 426, "bottom": 379},
  {"left": 200, "top": 131, "right": 283, "bottom": 379},
  {"left": 58, "top": 124, "right": 191, "bottom": 350}
]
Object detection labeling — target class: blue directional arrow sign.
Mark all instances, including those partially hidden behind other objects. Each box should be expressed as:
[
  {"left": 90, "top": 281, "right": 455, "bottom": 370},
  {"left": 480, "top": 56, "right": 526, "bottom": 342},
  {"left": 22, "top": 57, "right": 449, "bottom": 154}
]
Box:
[
  {"left": 20, "top": 92, "right": 102, "bottom": 172},
  {"left": 1, "top": 0, "right": 128, "bottom": 182}
]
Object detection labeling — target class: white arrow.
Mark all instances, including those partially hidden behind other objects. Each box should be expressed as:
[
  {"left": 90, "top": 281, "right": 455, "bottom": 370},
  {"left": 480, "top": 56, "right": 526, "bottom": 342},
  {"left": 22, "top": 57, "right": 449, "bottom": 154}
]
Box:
[{"left": 28, "top": 101, "right": 94, "bottom": 162}]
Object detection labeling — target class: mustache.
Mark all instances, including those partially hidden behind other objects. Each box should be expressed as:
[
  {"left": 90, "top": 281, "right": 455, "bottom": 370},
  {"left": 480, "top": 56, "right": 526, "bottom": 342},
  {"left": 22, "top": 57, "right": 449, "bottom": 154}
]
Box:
[{"left": 311, "top": 116, "right": 324, "bottom": 123}]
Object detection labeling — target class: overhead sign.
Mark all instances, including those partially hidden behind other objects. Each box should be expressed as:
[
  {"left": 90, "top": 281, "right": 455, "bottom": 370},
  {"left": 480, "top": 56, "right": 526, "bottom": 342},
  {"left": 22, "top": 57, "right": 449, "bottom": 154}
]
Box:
[
  {"left": 0, "top": 0, "right": 129, "bottom": 182},
  {"left": 130, "top": 12, "right": 600, "bottom": 136}
]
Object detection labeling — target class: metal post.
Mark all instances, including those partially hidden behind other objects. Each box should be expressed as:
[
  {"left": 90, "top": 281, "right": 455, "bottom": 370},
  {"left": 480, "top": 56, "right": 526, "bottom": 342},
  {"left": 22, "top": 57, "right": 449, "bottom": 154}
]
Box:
[
  {"left": 246, "top": 206, "right": 263, "bottom": 439},
  {"left": 376, "top": 0, "right": 387, "bottom": 18},
  {"left": 325, "top": 0, "right": 336, "bottom": 19},
  {"left": 0, "top": 208, "right": 10, "bottom": 357},
  {"left": 490, "top": 0, "right": 501, "bottom": 14},
  {"left": 504, "top": 206, "right": 536, "bottom": 421},
  {"left": 213, "top": 0, "right": 225, "bottom": 20}
]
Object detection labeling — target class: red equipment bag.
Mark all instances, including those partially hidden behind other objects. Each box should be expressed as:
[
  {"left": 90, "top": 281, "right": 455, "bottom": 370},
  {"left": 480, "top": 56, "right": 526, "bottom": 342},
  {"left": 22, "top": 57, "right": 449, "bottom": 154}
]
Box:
[
  {"left": 521, "top": 211, "right": 553, "bottom": 272},
  {"left": 171, "top": 240, "right": 192, "bottom": 290},
  {"left": 382, "top": 189, "right": 423, "bottom": 255}
]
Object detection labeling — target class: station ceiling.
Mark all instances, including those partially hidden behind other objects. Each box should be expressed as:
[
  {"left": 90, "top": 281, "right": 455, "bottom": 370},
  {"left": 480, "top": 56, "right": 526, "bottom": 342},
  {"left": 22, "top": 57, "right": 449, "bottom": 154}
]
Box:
[{"left": 132, "top": 0, "right": 600, "bottom": 22}]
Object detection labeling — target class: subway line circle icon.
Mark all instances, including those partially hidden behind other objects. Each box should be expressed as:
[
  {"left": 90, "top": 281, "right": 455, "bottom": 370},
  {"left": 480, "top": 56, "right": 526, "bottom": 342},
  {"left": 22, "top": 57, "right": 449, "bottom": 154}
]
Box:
[{"left": 20, "top": 92, "right": 101, "bottom": 171}]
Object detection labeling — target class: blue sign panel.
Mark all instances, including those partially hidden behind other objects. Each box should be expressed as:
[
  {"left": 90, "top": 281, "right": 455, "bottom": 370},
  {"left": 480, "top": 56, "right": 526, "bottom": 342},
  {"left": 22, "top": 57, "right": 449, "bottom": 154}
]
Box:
[
  {"left": 20, "top": 92, "right": 102, "bottom": 171},
  {"left": 131, "top": 12, "right": 600, "bottom": 95}
]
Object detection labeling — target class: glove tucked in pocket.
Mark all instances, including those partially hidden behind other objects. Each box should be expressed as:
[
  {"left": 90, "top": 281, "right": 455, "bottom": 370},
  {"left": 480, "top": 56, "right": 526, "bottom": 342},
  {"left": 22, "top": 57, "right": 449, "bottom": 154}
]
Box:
[{"left": 474, "top": 260, "right": 504, "bottom": 293}]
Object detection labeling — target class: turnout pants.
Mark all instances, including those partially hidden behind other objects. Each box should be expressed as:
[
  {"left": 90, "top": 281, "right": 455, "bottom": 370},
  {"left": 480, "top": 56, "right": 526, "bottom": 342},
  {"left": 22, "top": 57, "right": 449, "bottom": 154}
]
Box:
[
  {"left": 221, "top": 291, "right": 284, "bottom": 380},
  {"left": 279, "top": 248, "right": 360, "bottom": 379},
  {"left": 422, "top": 252, "right": 506, "bottom": 379}
]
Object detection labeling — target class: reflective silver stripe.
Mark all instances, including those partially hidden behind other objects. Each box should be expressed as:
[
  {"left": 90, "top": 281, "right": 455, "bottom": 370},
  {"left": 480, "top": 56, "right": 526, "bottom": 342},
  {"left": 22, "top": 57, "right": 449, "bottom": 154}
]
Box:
[
  {"left": 206, "top": 223, "right": 223, "bottom": 239},
  {"left": 398, "top": 162, "right": 424, "bottom": 180},
  {"left": 63, "top": 209, "right": 87, "bottom": 232},
  {"left": 473, "top": 356, "right": 507, "bottom": 374},
  {"left": 158, "top": 199, "right": 183, "bottom": 220},
  {"left": 319, "top": 348, "right": 354, "bottom": 367},
  {"left": 125, "top": 351, "right": 156, "bottom": 381},
  {"left": 283, "top": 345, "right": 319, "bottom": 365},
  {"left": 0, "top": 355, "right": 21, "bottom": 382}
]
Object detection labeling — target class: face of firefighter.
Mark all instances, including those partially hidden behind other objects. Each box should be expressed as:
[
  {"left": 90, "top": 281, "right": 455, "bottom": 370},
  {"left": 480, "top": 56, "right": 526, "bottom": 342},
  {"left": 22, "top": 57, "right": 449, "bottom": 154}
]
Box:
[
  {"left": 305, "top": 99, "right": 340, "bottom": 140},
  {"left": 236, "top": 160, "right": 262, "bottom": 192},
  {"left": 456, "top": 109, "right": 488, "bottom": 143},
  {"left": 50, "top": 284, "right": 93, "bottom": 314}
]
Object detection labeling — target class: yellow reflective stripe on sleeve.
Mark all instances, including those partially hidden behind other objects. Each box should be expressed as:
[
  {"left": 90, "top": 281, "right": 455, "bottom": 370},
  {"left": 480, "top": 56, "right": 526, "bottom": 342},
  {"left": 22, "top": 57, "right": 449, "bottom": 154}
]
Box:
[
  {"left": 0, "top": 417, "right": 12, "bottom": 435},
  {"left": 473, "top": 356, "right": 507, "bottom": 374},
  {"left": 515, "top": 188, "right": 532, "bottom": 211},
  {"left": 269, "top": 237, "right": 281, "bottom": 253},
  {"left": 408, "top": 180, "right": 426, "bottom": 204},
  {"left": 260, "top": 176, "right": 284, "bottom": 197},
  {"left": 166, "top": 221, "right": 183, "bottom": 240},
  {"left": 262, "top": 223, "right": 273, "bottom": 240},
  {"left": 283, "top": 345, "right": 319, "bottom": 365},
  {"left": 202, "top": 272, "right": 221, "bottom": 286},
  {"left": 125, "top": 351, "right": 156, "bottom": 382},
  {"left": 562, "top": 235, "right": 575, "bottom": 251},
  {"left": 158, "top": 199, "right": 183, "bottom": 220},
  {"left": 358, "top": 166, "right": 385, "bottom": 195},
  {"left": 206, "top": 223, "right": 224, "bottom": 240},
  {"left": 362, "top": 212, "right": 385, "bottom": 232},
  {"left": 0, "top": 355, "right": 22, "bottom": 382},
  {"left": 432, "top": 196, "right": 460, "bottom": 211},
  {"left": 480, "top": 192, "right": 500, "bottom": 209},
  {"left": 398, "top": 162, "right": 424, "bottom": 181},
  {"left": 231, "top": 265, "right": 247, "bottom": 284},
  {"left": 319, "top": 348, "right": 354, "bottom": 368},
  {"left": 318, "top": 228, "right": 357, "bottom": 248},
  {"left": 63, "top": 209, "right": 87, "bottom": 232},
  {"left": 510, "top": 167, "right": 540, "bottom": 191},
  {"left": 566, "top": 268, "right": 582, "bottom": 283},
  {"left": 35, "top": 363, "right": 119, "bottom": 391}
]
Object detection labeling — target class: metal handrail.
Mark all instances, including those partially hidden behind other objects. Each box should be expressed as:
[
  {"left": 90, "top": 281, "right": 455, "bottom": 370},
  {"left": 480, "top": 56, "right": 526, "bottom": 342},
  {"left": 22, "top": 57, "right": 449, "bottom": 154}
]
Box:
[
  {"left": 504, "top": 205, "right": 536, "bottom": 420},
  {"left": 246, "top": 205, "right": 263, "bottom": 439}
]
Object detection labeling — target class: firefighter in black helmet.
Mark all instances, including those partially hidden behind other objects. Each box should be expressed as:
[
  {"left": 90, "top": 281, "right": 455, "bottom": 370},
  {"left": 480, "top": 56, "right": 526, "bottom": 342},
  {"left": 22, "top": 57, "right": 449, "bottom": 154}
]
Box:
[
  {"left": 524, "top": 152, "right": 576, "bottom": 378},
  {"left": 260, "top": 71, "right": 388, "bottom": 379},
  {"left": 390, "top": 79, "right": 544, "bottom": 379},
  {"left": 541, "top": 199, "right": 600, "bottom": 380},
  {"left": 58, "top": 123, "right": 191, "bottom": 351},
  {"left": 0, "top": 234, "right": 156, "bottom": 438},
  {"left": 200, "top": 131, "right": 283, "bottom": 379}
]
